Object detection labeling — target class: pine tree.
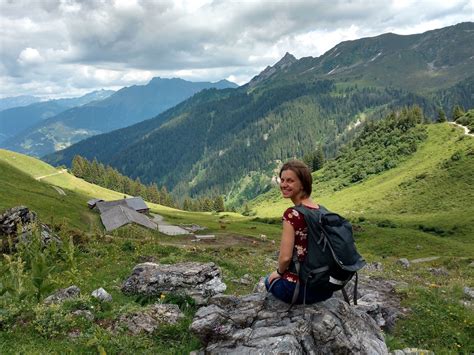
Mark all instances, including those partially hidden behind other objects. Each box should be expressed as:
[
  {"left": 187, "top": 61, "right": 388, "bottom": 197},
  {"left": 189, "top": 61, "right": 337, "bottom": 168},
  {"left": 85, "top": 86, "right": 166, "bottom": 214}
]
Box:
[
  {"left": 452, "top": 105, "right": 465, "bottom": 121},
  {"left": 71, "top": 155, "right": 85, "bottom": 178},
  {"left": 437, "top": 108, "right": 447, "bottom": 123},
  {"left": 213, "top": 195, "right": 225, "bottom": 212}
]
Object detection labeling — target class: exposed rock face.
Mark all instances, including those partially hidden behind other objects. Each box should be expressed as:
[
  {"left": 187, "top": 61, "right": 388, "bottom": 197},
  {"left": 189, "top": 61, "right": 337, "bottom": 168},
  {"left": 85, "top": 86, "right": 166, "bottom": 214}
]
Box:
[
  {"left": 341, "top": 275, "right": 407, "bottom": 332},
  {"left": 121, "top": 262, "right": 226, "bottom": 304},
  {"left": 0, "top": 206, "right": 60, "bottom": 252},
  {"left": 44, "top": 285, "right": 81, "bottom": 305},
  {"left": 0, "top": 206, "right": 36, "bottom": 235},
  {"left": 248, "top": 52, "right": 297, "bottom": 87},
  {"left": 190, "top": 293, "right": 388, "bottom": 354},
  {"left": 116, "top": 304, "right": 183, "bottom": 335}
]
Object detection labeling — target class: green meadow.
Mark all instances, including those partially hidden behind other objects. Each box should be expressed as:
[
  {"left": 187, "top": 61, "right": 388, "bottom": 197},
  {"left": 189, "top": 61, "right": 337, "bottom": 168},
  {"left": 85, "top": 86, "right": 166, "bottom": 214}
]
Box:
[{"left": 0, "top": 122, "right": 473, "bottom": 353}]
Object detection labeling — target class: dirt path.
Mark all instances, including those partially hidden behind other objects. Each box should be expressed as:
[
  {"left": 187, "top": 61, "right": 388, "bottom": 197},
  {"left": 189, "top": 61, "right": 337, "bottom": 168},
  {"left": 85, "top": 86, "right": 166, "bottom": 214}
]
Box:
[
  {"left": 36, "top": 169, "right": 67, "bottom": 181},
  {"left": 449, "top": 122, "right": 474, "bottom": 137},
  {"left": 51, "top": 186, "right": 66, "bottom": 196}
]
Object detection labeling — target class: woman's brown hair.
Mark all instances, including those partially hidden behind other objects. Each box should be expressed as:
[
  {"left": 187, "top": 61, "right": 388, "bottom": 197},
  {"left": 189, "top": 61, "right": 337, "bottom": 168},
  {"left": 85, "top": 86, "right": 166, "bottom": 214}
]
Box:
[{"left": 279, "top": 160, "right": 312, "bottom": 197}]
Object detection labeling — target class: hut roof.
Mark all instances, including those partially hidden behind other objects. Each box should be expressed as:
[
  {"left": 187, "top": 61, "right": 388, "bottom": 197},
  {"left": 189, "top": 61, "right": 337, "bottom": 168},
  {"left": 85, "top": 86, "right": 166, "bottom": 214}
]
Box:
[
  {"left": 96, "top": 197, "right": 148, "bottom": 214},
  {"left": 100, "top": 205, "right": 157, "bottom": 232},
  {"left": 87, "top": 198, "right": 104, "bottom": 208}
]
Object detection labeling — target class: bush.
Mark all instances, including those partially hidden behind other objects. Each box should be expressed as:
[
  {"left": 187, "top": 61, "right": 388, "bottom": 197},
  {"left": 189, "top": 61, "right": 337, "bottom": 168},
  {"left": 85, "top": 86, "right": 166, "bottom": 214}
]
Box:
[
  {"left": 32, "top": 304, "right": 75, "bottom": 338},
  {"left": 376, "top": 220, "right": 398, "bottom": 228},
  {"left": 121, "top": 240, "right": 136, "bottom": 252}
]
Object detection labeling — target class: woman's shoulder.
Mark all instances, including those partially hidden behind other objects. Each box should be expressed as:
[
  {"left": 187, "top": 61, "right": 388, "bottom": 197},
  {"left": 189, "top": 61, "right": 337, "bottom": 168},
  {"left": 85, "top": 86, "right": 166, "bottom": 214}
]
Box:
[{"left": 282, "top": 207, "right": 303, "bottom": 221}]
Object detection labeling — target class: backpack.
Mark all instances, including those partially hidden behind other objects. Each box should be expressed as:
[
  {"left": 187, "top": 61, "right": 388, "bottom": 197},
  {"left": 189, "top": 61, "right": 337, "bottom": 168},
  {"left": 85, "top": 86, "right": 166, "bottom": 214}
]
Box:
[{"left": 289, "top": 204, "right": 366, "bottom": 305}]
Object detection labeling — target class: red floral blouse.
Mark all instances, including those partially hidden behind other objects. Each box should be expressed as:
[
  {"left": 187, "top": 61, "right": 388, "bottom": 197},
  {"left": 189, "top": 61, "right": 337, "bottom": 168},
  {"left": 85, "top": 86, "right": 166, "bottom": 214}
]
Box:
[{"left": 281, "top": 206, "right": 319, "bottom": 283}]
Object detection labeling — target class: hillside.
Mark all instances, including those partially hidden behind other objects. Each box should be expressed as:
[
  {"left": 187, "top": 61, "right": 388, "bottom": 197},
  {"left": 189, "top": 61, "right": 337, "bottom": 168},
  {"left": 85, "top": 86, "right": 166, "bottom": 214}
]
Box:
[
  {"left": 2, "top": 78, "right": 237, "bottom": 157},
  {"left": 44, "top": 23, "right": 474, "bottom": 205},
  {"left": 0, "top": 148, "right": 187, "bottom": 250},
  {"left": 251, "top": 122, "right": 474, "bottom": 242},
  {"left": 0, "top": 90, "right": 114, "bottom": 145},
  {"left": 1, "top": 123, "right": 473, "bottom": 352}
]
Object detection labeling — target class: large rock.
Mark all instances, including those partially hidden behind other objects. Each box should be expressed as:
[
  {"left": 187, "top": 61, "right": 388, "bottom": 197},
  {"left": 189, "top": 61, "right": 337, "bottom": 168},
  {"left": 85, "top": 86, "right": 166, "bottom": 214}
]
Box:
[
  {"left": 44, "top": 285, "right": 81, "bottom": 305},
  {"left": 341, "top": 275, "right": 407, "bottom": 332},
  {"left": 121, "top": 262, "right": 226, "bottom": 304},
  {"left": 190, "top": 292, "right": 388, "bottom": 354},
  {"left": 116, "top": 303, "right": 183, "bottom": 335},
  {"left": 0, "top": 206, "right": 60, "bottom": 252}
]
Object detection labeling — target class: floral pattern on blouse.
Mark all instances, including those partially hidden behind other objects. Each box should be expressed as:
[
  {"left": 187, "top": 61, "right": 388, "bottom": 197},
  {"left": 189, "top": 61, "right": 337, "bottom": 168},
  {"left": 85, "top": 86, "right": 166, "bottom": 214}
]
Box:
[{"left": 281, "top": 206, "right": 319, "bottom": 283}]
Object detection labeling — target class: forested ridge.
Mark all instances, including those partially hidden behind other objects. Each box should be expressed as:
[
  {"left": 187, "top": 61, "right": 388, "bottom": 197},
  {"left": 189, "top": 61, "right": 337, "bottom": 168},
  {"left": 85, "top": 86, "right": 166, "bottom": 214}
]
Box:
[{"left": 44, "top": 23, "right": 474, "bottom": 206}]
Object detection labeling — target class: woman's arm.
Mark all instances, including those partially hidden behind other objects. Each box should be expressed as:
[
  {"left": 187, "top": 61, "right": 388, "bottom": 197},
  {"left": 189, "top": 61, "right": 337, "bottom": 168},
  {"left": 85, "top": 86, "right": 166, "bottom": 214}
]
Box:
[{"left": 269, "top": 220, "right": 295, "bottom": 283}]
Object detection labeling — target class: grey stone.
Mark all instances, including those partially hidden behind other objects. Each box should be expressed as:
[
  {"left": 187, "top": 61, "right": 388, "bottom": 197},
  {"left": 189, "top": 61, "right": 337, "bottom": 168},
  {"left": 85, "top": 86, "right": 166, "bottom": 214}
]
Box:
[
  {"left": 428, "top": 267, "right": 449, "bottom": 276},
  {"left": 410, "top": 256, "right": 439, "bottom": 264},
  {"left": 0, "top": 206, "right": 61, "bottom": 252},
  {"left": 253, "top": 277, "right": 267, "bottom": 293},
  {"left": 231, "top": 274, "right": 253, "bottom": 285},
  {"left": 397, "top": 258, "right": 410, "bottom": 268},
  {"left": 365, "top": 262, "right": 384, "bottom": 271},
  {"left": 190, "top": 293, "right": 388, "bottom": 354},
  {"left": 333, "top": 275, "right": 406, "bottom": 333},
  {"left": 463, "top": 286, "right": 474, "bottom": 300},
  {"left": 116, "top": 303, "right": 183, "bottom": 335},
  {"left": 468, "top": 261, "right": 474, "bottom": 268},
  {"left": 91, "top": 287, "right": 113, "bottom": 302},
  {"left": 121, "top": 262, "right": 226, "bottom": 304},
  {"left": 44, "top": 285, "right": 80, "bottom": 305}
]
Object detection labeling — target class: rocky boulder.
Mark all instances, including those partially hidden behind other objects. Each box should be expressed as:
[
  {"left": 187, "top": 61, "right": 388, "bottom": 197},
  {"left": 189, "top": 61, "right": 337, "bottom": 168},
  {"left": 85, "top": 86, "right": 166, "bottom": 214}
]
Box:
[
  {"left": 341, "top": 275, "right": 408, "bottom": 332},
  {"left": 44, "top": 285, "right": 81, "bottom": 305},
  {"left": 0, "top": 206, "right": 60, "bottom": 252},
  {"left": 115, "top": 303, "right": 183, "bottom": 335},
  {"left": 121, "top": 262, "right": 226, "bottom": 304},
  {"left": 190, "top": 293, "right": 388, "bottom": 354}
]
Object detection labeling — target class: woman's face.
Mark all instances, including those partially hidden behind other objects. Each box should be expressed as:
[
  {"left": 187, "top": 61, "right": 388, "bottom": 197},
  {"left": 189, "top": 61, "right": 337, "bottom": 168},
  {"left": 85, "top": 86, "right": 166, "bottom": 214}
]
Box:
[{"left": 279, "top": 169, "right": 304, "bottom": 200}]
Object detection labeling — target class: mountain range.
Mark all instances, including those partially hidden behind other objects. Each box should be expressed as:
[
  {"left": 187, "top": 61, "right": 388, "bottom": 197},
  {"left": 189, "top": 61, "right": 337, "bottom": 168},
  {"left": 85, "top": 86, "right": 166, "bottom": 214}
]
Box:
[
  {"left": 0, "top": 90, "right": 114, "bottom": 145},
  {"left": 43, "top": 22, "right": 474, "bottom": 205},
  {"left": 1, "top": 78, "right": 237, "bottom": 157},
  {"left": 0, "top": 95, "right": 43, "bottom": 111}
]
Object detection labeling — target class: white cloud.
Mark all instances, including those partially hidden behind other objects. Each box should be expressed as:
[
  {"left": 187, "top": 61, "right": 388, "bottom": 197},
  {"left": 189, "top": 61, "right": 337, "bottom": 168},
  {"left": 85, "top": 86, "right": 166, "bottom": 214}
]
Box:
[
  {"left": 18, "top": 48, "right": 44, "bottom": 65},
  {"left": 0, "top": 0, "right": 472, "bottom": 98}
]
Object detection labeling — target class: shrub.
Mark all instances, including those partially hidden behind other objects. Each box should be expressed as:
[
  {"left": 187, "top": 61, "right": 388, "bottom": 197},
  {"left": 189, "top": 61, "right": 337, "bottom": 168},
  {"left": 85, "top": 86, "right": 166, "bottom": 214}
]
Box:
[
  {"left": 376, "top": 220, "right": 398, "bottom": 228},
  {"left": 32, "top": 303, "right": 75, "bottom": 338}
]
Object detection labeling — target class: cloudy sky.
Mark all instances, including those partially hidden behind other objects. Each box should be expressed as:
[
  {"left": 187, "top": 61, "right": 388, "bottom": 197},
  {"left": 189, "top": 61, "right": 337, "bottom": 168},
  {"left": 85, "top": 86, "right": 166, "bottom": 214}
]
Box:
[{"left": 1, "top": 0, "right": 472, "bottom": 99}]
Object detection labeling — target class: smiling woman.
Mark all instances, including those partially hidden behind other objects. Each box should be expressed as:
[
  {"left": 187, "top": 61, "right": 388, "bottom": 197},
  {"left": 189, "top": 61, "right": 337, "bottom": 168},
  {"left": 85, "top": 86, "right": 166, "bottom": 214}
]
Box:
[{"left": 264, "top": 160, "right": 333, "bottom": 304}]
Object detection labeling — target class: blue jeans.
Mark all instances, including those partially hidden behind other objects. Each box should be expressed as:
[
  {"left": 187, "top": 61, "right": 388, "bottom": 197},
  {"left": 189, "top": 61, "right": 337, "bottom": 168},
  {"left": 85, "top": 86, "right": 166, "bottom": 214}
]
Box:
[{"left": 264, "top": 275, "right": 333, "bottom": 304}]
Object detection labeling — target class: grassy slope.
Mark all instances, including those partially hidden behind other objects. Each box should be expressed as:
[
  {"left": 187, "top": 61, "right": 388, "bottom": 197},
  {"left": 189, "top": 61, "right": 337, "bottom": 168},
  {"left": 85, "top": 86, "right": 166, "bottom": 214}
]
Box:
[
  {"left": 253, "top": 124, "right": 473, "bottom": 237},
  {"left": 0, "top": 149, "right": 179, "bottom": 215}
]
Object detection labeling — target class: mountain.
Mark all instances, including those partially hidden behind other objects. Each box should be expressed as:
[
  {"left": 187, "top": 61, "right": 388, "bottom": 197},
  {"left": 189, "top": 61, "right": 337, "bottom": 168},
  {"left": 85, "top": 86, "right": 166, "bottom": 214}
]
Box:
[
  {"left": 251, "top": 22, "right": 474, "bottom": 93},
  {"left": 1, "top": 78, "right": 237, "bottom": 157},
  {"left": 45, "top": 23, "right": 474, "bottom": 205},
  {"left": 0, "top": 90, "right": 114, "bottom": 144},
  {"left": 0, "top": 95, "right": 43, "bottom": 111}
]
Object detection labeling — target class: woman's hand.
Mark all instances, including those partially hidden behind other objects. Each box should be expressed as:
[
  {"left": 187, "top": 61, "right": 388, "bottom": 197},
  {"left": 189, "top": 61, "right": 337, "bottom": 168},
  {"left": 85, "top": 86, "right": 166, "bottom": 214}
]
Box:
[{"left": 268, "top": 270, "right": 281, "bottom": 284}]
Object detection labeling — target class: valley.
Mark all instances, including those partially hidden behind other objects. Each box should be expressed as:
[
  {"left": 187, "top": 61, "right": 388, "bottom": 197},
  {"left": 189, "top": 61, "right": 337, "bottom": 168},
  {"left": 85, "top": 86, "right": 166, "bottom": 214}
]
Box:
[{"left": 1, "top": 20, "right": 473, "bottom": 354}]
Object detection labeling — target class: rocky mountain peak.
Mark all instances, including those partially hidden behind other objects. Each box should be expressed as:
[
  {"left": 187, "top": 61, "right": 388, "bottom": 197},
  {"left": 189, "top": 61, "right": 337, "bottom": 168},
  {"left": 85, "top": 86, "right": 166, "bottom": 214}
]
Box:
[
  {"left": 248, "top": 52, "right": 298, "bottom": 87},
  {"left": 274, "top": 52, "right": 297, "bottom": 69}
]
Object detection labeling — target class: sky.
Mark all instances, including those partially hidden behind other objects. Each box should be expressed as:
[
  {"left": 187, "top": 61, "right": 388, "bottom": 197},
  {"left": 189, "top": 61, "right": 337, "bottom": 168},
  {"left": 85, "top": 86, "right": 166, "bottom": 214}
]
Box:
[{"left": 0, "top": 0, "right": 472, "bottom": 99}]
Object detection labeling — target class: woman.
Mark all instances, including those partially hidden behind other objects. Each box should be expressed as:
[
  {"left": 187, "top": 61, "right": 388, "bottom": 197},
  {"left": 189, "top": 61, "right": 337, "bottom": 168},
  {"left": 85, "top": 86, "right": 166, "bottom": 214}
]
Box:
[{"left": 265, "top": 160, "right": 333, "bottom": 304}]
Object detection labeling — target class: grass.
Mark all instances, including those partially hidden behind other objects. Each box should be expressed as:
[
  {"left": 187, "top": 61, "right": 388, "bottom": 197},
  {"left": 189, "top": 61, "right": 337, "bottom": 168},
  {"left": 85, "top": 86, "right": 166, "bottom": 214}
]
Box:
[{"left": 0, "top": 122, "right": 473, "bottom": 353}]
